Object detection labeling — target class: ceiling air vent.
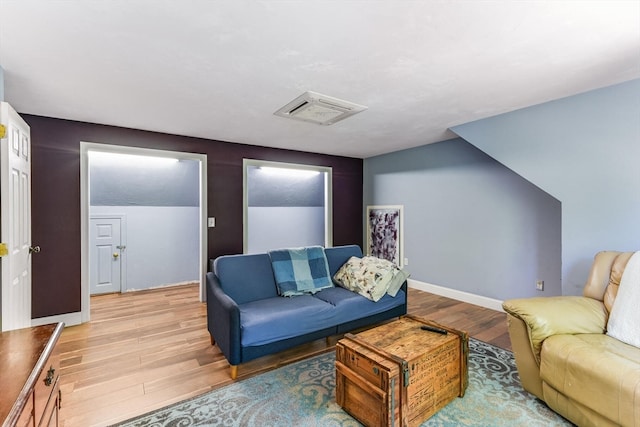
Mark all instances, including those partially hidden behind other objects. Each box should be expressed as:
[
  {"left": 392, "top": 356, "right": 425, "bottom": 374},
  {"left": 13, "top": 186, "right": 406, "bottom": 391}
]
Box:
[{"left": 274, "top": 91, "right": 367, "bottom": 126}]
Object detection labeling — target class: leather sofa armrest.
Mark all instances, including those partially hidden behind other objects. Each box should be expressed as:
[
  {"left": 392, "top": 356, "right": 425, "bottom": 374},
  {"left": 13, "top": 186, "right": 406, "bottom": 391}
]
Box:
[
  {"left": 506, "top": 313, "right": 545, "bottom": 399},
  {"left": 206, "top": 272, "right": 242, "bottom": 365},
  {"left": 502, "top": 296, "right": 607, "bottom": 364}
]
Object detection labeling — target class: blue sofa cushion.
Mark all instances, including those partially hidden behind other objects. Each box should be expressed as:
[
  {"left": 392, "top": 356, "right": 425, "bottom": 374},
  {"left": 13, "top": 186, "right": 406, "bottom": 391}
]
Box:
[
  {"left": 239, "top": 295, "right": 337, "bottom": 346},
  {"left": 214, "top": 253, "right": 278, "bottom": 304},
  {"left": 268, "top": 246, "right": 333, "bottom": 297},
  {"left": 312, "top": 287, "right": 407, "bottom": 324},
  {"left": 325, "top": 245, "right": 363, "bottom": 276}
]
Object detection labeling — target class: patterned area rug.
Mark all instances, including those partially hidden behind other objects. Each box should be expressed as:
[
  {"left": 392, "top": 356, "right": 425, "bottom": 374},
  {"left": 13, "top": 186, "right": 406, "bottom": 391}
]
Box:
[{"left": 112, "top": 339, "right": 573, "bottom": 427}]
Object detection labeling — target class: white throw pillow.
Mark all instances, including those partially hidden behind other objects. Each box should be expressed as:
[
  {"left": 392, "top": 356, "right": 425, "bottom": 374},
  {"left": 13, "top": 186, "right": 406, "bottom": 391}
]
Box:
[
  {"left": 606, "top": 251, "right": 640, "bottom": 348},
  {"left": 333, "top": 256, "right": 409, "bottom": 302}
]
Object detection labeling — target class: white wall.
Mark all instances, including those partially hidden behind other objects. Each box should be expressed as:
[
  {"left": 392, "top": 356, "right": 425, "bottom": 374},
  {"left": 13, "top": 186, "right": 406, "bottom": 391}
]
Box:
[
  {"left": 91, "top": 206, "right": 199, "bottom": 291},
  {"left": 248, "top": 206, "right": 325, "bottom": 253},
  {"left": 0, "top": 65, "right": 4, "bottom": 101}
]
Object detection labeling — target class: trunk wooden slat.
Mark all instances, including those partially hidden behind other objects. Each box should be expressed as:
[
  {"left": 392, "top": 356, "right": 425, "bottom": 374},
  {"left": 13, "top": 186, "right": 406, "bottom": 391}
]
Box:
[{"left": 335, "top": 315, "right": 468, "bottom": 427}]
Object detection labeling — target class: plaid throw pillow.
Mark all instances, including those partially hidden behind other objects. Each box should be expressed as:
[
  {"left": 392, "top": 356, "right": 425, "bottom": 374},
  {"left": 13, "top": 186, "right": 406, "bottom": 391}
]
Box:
[{"left": 269, "top": 246, "right": 333, "bottom": 297}]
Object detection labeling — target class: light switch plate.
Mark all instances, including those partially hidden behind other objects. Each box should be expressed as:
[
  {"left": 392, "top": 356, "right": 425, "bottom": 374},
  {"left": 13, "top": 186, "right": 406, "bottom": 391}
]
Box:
[{"left": 207, "top": 217, "right": 215, "bottom": 228}]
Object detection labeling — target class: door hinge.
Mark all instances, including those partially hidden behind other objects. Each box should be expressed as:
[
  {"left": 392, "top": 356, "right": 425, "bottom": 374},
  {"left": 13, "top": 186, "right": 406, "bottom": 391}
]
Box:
[{"left": 0, "top": 124, "right": 6, "bottom": 139}]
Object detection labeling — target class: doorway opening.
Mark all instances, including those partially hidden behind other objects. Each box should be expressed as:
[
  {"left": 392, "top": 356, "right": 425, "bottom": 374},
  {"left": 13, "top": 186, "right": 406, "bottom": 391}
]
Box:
[
  {"left": 80, "top": 143, "right": 207, "bottom": 323},
  {"left": 243, "top": 159, "right": 332, "bottom": 253}
]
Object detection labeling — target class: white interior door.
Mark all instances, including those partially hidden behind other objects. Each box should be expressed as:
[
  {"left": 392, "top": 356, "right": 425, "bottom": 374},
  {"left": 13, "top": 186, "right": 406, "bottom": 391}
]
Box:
[
  {"left": 1, "top": 102, "right": 33, "bottom": 331},
  {"left": 90, "top": 217, "right": 122, "bottom": 295}
]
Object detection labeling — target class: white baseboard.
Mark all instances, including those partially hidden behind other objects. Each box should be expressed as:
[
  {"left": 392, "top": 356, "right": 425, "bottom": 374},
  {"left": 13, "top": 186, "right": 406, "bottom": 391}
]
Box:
[
  {"left": 31, "top": 311, "right": 82, "bottom": 328},
  {"left": 408, "top": 279, "right": 504, "bottom": 312}
]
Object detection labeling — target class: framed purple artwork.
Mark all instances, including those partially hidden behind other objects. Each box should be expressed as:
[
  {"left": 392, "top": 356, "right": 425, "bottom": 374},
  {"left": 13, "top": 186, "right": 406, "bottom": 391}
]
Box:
[{"left": 366, "top": 205, "right": 403, "bottom": 267}]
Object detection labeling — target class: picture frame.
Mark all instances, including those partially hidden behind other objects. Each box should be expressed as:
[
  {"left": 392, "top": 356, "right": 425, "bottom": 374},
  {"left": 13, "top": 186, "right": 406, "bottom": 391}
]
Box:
[{"left": 366, "top": 205, "right": 403, "bottom": 267}]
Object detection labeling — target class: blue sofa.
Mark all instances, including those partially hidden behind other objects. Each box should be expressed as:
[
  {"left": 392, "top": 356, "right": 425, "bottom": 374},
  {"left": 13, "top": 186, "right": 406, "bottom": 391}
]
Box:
[{"left": 206, "top": 245, "right": 408, "bottom": 378}]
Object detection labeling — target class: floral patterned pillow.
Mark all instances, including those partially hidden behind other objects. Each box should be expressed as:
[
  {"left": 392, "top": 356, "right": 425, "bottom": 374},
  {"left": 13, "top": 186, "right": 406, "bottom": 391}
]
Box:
[{"left": 333, "top": 256, "right": 409, "bottom": 302}]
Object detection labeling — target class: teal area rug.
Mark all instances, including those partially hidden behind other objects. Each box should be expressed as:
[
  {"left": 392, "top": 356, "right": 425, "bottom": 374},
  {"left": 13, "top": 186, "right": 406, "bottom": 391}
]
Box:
[{"left": 112, "top": 339, "right": 573, "bottom": 427}]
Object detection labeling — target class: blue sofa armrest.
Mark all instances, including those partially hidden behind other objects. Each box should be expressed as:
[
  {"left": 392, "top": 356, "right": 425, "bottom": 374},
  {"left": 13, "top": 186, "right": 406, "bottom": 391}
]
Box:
[{"left": 206, "top": 272, "right": 242, "bottom": 365}]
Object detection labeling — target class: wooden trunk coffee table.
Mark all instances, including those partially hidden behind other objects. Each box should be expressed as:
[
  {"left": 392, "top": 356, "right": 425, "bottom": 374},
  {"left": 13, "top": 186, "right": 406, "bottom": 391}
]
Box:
[{"left": 335, "top": 315, "right": 468, "bottom": 427}]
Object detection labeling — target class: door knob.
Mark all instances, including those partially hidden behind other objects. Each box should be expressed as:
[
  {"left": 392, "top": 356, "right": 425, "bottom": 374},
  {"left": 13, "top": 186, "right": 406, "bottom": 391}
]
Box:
[
  {"left": 29, "top": 245, "right": 41, "bottom": 254},
  {"left": 113, "top": 252, "right": 119, "bottom": 259}
]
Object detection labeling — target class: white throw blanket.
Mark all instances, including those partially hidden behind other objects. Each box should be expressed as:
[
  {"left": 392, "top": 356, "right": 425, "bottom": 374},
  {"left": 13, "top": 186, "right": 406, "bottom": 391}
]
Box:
[{"left": 606, "top": 251, "right": 640, "bottom": 348}]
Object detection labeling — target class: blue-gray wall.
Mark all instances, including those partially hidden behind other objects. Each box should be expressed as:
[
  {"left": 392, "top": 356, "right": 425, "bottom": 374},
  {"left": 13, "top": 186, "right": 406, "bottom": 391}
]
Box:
[
  {"left": 90, "top": 155, "right": 200, "bottom": 290},
  {"left": 364, "top": 139, "right": 562, "bottom": 301},
  {"left": 90, "top": 156, "right": 199, "bottom": 206},
  {"left": 451, "top": 79, "right": 640, "bottom": 295},
  {"left": 247, "top": 166, "right": 324, "bottom": 207}
]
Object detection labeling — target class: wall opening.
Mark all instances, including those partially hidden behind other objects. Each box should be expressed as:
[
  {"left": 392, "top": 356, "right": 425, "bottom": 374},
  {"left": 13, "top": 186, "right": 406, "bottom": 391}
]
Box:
[
  {"left": 80, "top": 142, "right": 207, "bottom": 322},
  {"left": 88, "top": 150, "right": 200, "bottom": 294},
  {"left": 243, "top": 159, "right": 332, "bottom": 253}
]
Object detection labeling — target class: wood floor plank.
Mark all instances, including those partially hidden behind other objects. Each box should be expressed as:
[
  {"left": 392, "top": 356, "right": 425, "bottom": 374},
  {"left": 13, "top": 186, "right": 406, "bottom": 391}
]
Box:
[{"left": 58, "top": 283, "right": 511, "bottom": 426}]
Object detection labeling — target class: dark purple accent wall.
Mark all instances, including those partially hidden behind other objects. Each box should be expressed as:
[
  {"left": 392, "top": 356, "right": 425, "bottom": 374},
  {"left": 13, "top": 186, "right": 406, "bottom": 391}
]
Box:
[{"left": 24, "top": 115, "right": 363, "bottom": 319}]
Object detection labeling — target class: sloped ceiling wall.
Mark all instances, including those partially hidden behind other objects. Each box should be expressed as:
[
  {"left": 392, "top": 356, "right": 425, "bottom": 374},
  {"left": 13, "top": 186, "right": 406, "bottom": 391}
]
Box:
[{"left": 451, "top": 79, "right": 640, "bottom": 295}]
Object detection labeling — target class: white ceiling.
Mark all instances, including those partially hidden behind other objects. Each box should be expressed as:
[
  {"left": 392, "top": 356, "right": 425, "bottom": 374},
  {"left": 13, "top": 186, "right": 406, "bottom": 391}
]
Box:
[{"left": 1, "top": 1, "right": 639, "bottom": 159}]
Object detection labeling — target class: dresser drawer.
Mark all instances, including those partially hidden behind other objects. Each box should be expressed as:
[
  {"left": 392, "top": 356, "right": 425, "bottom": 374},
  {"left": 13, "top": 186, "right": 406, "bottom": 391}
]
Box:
[
  {"left": 39, "top": 377, "right": 60, "bottom": 427},
  {"left": 1, "top": 323, "right": 64, "bottom": 427},
  {"left": 34, "top": 350, "right": 60, "bottom": 427},
  {"left": 15, "top": 394, "right": 33, "bottom": 427}
]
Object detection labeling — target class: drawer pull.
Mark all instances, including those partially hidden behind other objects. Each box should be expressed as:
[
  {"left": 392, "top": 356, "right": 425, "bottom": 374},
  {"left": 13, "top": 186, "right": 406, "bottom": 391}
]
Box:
[
  {"left": 372, "top": 366, "right": 380, "bottom": 375},
  {"left": 44, "top": 366, "right": 55, "bottom": 386}
]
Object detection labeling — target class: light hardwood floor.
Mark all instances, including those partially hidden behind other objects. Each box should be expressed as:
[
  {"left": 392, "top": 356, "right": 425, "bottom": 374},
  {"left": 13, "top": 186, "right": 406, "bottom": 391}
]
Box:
[{"left": 58, "top": 283, "right": 510, "bottom": 427}]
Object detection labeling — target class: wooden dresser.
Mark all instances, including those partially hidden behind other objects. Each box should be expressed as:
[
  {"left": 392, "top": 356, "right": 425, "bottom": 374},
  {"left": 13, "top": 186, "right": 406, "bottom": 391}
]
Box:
[{"left": 0, "top": 323, "right": 64, "bottom": 427}]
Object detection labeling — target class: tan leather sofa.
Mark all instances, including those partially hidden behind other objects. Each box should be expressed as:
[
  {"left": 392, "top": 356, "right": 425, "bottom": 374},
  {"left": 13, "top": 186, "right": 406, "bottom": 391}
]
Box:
[{"left": 502, "top": 251, "right": 640, "bottom": 427}]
